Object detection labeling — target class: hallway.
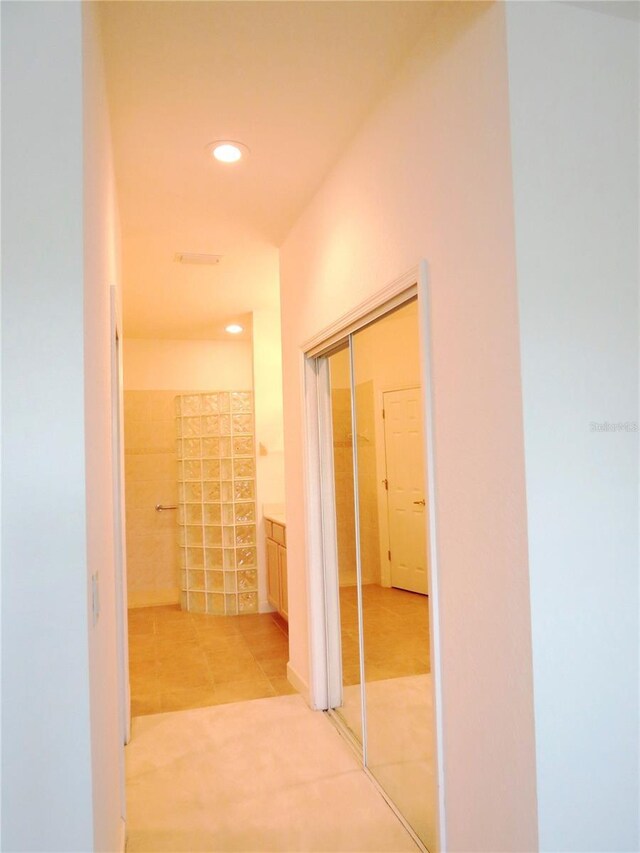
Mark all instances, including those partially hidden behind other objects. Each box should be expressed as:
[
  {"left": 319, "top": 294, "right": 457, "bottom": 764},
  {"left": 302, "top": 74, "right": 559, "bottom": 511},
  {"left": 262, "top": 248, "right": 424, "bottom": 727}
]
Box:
[{"left": 125, "top": 694, "right": 418, "bottom": 852}]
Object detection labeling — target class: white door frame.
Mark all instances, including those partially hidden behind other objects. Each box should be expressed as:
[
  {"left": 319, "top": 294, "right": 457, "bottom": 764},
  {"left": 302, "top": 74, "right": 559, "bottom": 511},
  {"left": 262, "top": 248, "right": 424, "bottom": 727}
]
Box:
[
  {"left": 110, "top": 286, "right": 131, "bottom": 751},
  {"left": 301, "top": 261, "right": 446, "bottom": 851}
]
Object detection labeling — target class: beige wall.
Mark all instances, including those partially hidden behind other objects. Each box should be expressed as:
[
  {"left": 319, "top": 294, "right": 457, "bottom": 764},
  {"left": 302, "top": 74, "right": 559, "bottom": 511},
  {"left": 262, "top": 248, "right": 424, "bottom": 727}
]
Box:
[
  {"left": 2, "top": 3, "right": 124, "bottom": 848},
  {"left": 280, "top": 4, "right": 537, "bottom": 851},
  {"left": 124, "top": 391, "right": 180, "bottom": 608},
  {"left": 124, "top": 338, "right": 253, "bottom": 391}
]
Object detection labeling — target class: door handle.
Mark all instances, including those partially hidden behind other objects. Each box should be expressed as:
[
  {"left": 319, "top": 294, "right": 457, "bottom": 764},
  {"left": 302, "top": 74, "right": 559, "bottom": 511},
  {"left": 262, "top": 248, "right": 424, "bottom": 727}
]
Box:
[{"left": 413, "top": 499, "right": 426, "bottom": 506}]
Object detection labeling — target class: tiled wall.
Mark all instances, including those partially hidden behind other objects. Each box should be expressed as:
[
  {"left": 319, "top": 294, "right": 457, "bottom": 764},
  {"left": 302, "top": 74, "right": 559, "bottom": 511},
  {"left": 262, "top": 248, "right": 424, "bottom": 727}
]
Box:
[
  {"left": 176, "top": 391, "right": 258, "bottom": 615},
  {"left": 331, "top": 383, "right": 381, "bottom": 587},
  {"left": 124, "top": 391, "right": 180, "bottom": 608}
]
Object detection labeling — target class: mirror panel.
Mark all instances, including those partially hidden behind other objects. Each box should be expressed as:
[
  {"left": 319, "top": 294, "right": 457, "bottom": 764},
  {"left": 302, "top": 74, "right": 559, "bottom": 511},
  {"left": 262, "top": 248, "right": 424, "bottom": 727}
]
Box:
[
  {"left": 352, "top": 301, "right": 437, "bottom": 851},
  {"left": 327, "top": 345, "right": 363, "bottom": 745}
]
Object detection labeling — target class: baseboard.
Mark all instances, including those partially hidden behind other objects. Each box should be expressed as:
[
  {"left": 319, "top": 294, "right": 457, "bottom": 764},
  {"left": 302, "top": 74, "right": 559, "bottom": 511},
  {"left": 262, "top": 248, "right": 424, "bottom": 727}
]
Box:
[
  {"left": 127, "top": 588, "right": 179, "bottom": 609},
  {"left": 286, "top": 661, "right": 310, "bottom": 705}
]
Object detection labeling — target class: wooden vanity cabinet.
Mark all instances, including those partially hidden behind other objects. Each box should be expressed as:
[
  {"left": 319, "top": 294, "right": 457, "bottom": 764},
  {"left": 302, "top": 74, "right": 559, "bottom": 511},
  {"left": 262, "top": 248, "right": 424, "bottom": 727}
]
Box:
[{"left": 266, "top": 520, "right": 288, "bottom": 620}]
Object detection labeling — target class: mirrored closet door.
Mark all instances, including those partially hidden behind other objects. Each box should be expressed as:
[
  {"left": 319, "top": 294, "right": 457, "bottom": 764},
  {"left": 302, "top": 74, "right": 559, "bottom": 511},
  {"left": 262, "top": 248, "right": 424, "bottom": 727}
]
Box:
[{"left": 320, "top": 298, "right": 438, "bottom": 852}]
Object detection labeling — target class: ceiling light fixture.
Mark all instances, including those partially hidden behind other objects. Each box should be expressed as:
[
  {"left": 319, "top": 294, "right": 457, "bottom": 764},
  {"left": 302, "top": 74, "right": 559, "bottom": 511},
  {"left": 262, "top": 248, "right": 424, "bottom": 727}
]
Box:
[
  {"left": 225, "top": 323, "right": 244, "bottom": 335},
  {"left": 210, "top": 140, "right": 249, "bottom": 164}
]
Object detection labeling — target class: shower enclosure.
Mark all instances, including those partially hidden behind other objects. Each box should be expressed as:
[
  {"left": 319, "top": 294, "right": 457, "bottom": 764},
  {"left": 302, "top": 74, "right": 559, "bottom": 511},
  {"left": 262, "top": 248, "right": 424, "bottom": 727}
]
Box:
[{"left": 175, "top": 390, "right": 258, "bottom": 615}]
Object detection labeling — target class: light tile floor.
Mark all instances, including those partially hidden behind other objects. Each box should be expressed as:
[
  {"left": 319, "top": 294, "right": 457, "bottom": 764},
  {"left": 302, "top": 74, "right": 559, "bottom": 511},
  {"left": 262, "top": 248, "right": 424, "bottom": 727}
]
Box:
[
  {"left": 126, "top": 694, "right": 418, "bottom": 852},
  {"left": 128, "top": 606, "right": 294, "bottom": 716}
]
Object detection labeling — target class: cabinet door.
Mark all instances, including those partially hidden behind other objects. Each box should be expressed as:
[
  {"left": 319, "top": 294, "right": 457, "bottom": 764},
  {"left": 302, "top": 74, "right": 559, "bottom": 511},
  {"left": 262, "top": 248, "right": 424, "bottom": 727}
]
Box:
[
  {"left": 278, "top": 545, "right": 288, "bottom": 621},
  {"left": 266, "top": 538, "right": 280, "bottom": 611}
]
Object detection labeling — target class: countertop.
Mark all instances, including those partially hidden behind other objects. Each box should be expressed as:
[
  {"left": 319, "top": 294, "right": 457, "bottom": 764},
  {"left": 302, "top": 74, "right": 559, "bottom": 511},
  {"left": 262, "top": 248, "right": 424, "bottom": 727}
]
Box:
[{"left": 263, "top": 504, "right": 286, "bottom": 526}]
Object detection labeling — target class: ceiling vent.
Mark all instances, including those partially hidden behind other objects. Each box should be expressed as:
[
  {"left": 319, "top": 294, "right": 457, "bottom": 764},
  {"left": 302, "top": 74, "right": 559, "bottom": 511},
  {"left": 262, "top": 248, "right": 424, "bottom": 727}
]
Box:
[{"left": 174, "top": 252, "right": 222, "bottom": 265}]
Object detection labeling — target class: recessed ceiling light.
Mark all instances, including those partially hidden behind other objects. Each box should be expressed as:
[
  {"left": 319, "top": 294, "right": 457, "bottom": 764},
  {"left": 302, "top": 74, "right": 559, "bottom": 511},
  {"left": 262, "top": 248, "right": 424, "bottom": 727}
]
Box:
[
  {"left": 209, "top": 140, "right": 249, "bottom": 164},
  {"left": 225, "top": 323, "right": 244, "bottom": 335}
]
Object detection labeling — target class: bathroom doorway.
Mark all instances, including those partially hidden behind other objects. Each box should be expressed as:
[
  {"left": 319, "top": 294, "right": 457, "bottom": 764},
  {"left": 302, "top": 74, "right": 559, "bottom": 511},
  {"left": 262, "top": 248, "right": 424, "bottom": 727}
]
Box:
[{"left": 310, "top": 289, "right": 439, "bottom": 851}]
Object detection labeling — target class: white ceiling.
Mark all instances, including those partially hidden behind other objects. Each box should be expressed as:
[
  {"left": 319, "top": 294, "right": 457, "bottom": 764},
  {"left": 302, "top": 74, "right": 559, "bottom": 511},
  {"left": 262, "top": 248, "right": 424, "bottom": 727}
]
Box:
[{"left": 100, "top": 1, "right": 435, "bottom": 340}]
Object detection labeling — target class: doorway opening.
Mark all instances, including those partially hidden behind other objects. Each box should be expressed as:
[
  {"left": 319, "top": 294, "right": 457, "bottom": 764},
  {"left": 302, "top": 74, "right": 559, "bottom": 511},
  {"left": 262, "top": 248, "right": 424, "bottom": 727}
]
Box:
[{"left": 305, "top": 271, "right": 442, "bottom": 852}]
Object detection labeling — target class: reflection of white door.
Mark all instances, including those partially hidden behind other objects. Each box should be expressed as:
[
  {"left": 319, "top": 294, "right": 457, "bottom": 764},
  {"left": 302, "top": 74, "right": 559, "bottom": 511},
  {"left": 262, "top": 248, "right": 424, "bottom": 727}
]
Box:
[{"left": 383, "top": 388, "right": 428, "bottom": 594}]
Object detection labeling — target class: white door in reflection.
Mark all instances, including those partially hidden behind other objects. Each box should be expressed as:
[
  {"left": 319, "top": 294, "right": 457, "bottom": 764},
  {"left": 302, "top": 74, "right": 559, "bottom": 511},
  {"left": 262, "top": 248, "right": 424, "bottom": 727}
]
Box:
[{"left": 383, "top": 387, "right": 428, "bottom": 594}]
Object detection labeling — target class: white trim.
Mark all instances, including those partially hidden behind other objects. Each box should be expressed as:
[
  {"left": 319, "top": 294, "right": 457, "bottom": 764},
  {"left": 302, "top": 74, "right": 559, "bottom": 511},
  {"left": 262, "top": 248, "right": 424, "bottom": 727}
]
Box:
[
  {"left": 286, "top": 661, "right": 311, "bottom": 706},
  {"left": 302, "top": 267, "right": 419, "bottom": 357},
  {"left": 301, "top": 354, "right": 329, "bottom": 710},
  {"left": 110, "top": 285, "right": 131, "bottom": 755}
]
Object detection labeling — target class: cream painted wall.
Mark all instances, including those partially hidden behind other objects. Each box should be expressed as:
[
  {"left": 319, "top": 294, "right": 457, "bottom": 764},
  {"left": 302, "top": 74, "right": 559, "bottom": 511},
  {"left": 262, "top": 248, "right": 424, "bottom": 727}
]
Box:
[
  {"left": 123, "top": 337, "right": 253, "bottom": 391},
  {"left": 83, "top": 5, "right": 126, "bottom": 850},
  {"left": 1, "top": 2, "right": 123, "bottom": 850},
  {"left": 280, "top": 4, "right": 538, "bottom": 851},
  {"left": 506, "top": 3, "right": 639, "bottom": 850},
  {"left": 252, "top": 308, "right": 286, "bottom": 612}
]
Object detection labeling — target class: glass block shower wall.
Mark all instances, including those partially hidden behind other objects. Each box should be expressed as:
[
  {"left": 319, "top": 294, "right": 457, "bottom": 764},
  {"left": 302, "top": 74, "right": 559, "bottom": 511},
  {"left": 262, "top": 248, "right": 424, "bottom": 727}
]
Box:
[{"left": 175, "top": 391, "right": 258, "bottom": 615}]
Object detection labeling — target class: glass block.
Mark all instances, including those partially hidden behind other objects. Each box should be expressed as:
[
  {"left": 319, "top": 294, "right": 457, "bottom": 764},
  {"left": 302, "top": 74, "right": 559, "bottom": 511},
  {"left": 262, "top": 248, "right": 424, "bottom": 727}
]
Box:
[
  {"left": 223, "top": 549, "right": 235, "bottom": 570},
  {"left": 234, "top": 503, "right": 255, "bottom": 524},
  {"left": 186, "top": 504, "right": 202, "bottom": 525},
  {"left": 177, "top": 505, "right": 186, "bottom": 526},
  {"left": 204, "top": 526, "right": 222, "bottom": 547},
  {"left": 221, "top": 504, "right": 234, "bottom": 525},
  {"left": 219, "top": 415, "right": 231, "bottom": 436},
  {"left": 221, "top": 481, "right": 233, "bottom": 502},
  {"left": 185, "top": 525, "right": 203, "bottom": 546},
  {"left": 174, "top": 417, "right": 183, "bottom": 438},
  {"left": 238, "top": 592, "right": 258, "bottom": 614},
  {"left": 231, "top": 391, "right": 252, "bottom": 413},
  {"left": 184, "top": 438, "right": 201, "bottom": 459},
  {"left": 203, "top": 481, "right": 221, "bottom": 502},
  {"left": 224, "top": 572, "right": 236, "bottom": 593},
  {"left": 232, "top": 414, "right": 253, "bottom": 435},
  {"left": 190, "top": 591, "right": 206, "bottom": 613},
  {"left": 236, "top": 547, "right": 257, "bottom": 568},
  {"left": 203, "top": 459, "right": 220, "bottom": 480},
  {"left": 188, "top": 569, "right": 205, "bottom": 591},
  {"left": 233, "top": 458, "right": 255, "bottom": 479},
  {"left": 180, "top": 569, "right": 188, "bottom": 590},
  {"left": 225, "top": 594, "right": 238, "bottom": 615},
  {"left": 183, "top": 417, "right": 201, "bottom": 437},
  {"left": 184, "top": 482, "right": 202, "bottom": 502},
  {"left": 187, "top": 547, "right": 204, "bottom": 568},
  {"left": 237, "top": 569, "right": 257, "bottom": 591},
  {"left": 234, "top": 480, "right": 255, "bottom": 501},
  {"left": 182, "top": 395, "right": 202, "bottom": 416},
  {"left": 176, "top": 439, "right": 184, "bottom": 459},
  {"left": 202, "top": 415, "right": 219, "bottom": 436},
  {"left": 219, "top": 437, "right": 231, "bottom": 457},
  {"left": 204, "top": 547, "right": 223, "bottom": 569},
  {"left": 174, "top": 396, "right": 183, "bottom": 416},
  {"left": 177, "top": 526, "right": 186, "bottom": 547},
  {"left": 223, "top": 527, "right": 236, "bottom": 547},
  {"left": 218, "top": 392, "right": 230, "bottom": 413},
  {"left": 178, "top": 482, "right": 185, "bottom": 502},
  {"left": 204, "top": 505, "right": 221, "bottom": 527},
  {"left": 202, "top": 437, "right": 220, "bottom": 458},
  {"left": 235, "top": 524, "right": 255, "bottom": 546},
  {"left": 207, "top": 593, "right": 225, "bottom": 615},
  {"left": 220, "top": 459, "right": 232, "bottom": 479},
  {"left": 232, "top": 436, "right": 254, "bottom": 457},
  {"left": 180, "top": 591, "right": 189, "bottom": 611},
  {"left": 183, "top": 459, "right": 202, "bottom": 480},
  {"left": 201, "top": 393, "right": 219, "bottom": 414},
  {"left": 177, "top": 547, "right": 187, "bottom": 568},
  {"left": 206, "top": 570, "right": 224, "bottom": 592}
]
